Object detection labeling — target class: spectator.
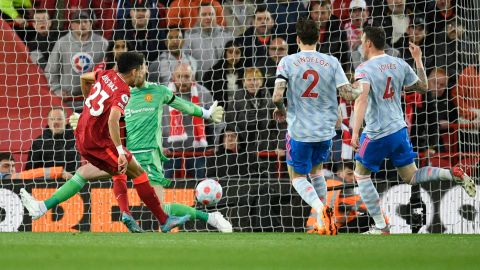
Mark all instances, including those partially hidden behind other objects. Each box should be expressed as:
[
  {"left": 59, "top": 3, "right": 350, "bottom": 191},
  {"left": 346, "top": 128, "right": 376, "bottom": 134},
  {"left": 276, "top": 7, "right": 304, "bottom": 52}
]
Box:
[
  {"left": 115, "top": 0, "right": 165, "bottom": 62},
  {"left": 344, "top": 0, "right": 369, "bottom": 52},
  {"left": 307, "top": 161, "right": 370, "bottom": 234},
  {"left": 309, "top": 0, "right": 350, "bottom": 71},
  {"left": 202, "top": 40, "right": 244, "bottom": 111},
  {"left": 22, "top": 9, "right": 59, "bottom": 70},
  {"left": 44, "top": 10, "right": 107, "bottom": 110},
  {"left": 206, "top": 125, "right": 259, "bottom": 178},
  {"left": 412, "top": 68, "right": 457, "bottom": 153},
  {"left": 235, "top": 4, "right": 277, "bottom": 67},
  {"left": 257, "top": 36, "right": 288, "bottom": 95},
  {"left": 425, "top": 0, "right": 455, "bottom": 46},
  {"left": 94, "top": 38, "right": 132, "bottom": 72},
  {"left": 451, "top": 63, "right": 480, "bottom": 153},
  {"left": 0, "top": 152, "right": 16, "bottom": 179},
  {"left": 371, "top": 0, "right": 411, "bottom": 46},
  {"left": 227, "top": 67, "right": 275, "bottom": 153},
  {"left": 0, "top": 152, "right": 72, "bottom": 180},
  {"left": 223, "top": 0, "right": 256, "bottom": 36},
  {"left": 162, "top": 63, "right": 214, "bottom": 179},
  {"left": 25, "top": 107, "right": 80, "bottom": 173},
  {"left": 267, "top": 0, "right": 307, "bottom": 52},
  {"left": 167, "top": 0, "right": 225, "bottom": 30},
  {"left": 394, "top": 16, "right": 430, "bottom": 69},
  {"left": 453, "top": 64, "right": 480, "bottom": 125},
  {"left": 149, "top": 27, "right": 198, "bottom": 84},
  {"left": 183, "top": 3, "right": 234, "bottom": 80},
  {"left": 429, "top": 19, "right": 477, "bottom": 87},
  {"left": 116, "top": 0, "right": 163, "bottom": 32}
]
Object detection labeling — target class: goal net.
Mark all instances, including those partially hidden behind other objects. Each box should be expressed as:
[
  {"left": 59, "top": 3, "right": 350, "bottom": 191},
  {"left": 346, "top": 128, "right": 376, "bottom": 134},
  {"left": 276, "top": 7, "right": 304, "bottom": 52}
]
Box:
[{"left": 0, "top": 0, "right": 478, "bottom": 233}]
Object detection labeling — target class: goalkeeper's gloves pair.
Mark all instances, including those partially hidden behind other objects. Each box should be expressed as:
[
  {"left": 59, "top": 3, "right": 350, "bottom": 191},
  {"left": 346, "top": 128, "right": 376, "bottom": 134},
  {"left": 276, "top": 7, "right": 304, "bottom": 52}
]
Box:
[
  {"left": 202, "top": 100, "right": 224, "bottom": 123},
  {"left": 69, "top": 113, "right": 80, "bottom": 130}
]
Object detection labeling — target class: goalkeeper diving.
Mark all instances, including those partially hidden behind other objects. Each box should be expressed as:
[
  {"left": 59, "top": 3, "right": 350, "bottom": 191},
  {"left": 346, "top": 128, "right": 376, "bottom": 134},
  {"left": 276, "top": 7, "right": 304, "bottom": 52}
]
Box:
[{"left": 72, "top": 63, "right": 232, "bottom": 233}]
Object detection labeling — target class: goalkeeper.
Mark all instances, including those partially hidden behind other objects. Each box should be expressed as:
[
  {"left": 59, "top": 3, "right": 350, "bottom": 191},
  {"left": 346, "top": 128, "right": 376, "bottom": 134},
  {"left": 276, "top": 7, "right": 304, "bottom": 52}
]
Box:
[{"left": 73, "top": 66, "right": 232, "bottom": 233}]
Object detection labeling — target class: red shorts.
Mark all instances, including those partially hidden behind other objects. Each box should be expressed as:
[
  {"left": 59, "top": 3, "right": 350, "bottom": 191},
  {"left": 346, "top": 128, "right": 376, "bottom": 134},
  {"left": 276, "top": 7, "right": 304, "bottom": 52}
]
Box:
[{"left": 78, "top": 144, "right": 133, "bottom": 173}]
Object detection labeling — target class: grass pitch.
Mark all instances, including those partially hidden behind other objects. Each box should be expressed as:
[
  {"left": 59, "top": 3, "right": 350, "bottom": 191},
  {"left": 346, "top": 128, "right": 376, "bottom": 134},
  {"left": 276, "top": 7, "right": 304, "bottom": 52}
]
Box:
[{"left": 1, "top": 233, "right": 479, "bottom": 270}]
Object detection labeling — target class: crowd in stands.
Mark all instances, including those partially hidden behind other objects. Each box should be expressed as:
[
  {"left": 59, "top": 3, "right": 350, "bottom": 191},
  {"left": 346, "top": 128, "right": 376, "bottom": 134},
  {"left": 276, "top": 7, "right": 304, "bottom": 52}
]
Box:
[{"left": 0, "top": 0, "right": 479, "bottom": 180}]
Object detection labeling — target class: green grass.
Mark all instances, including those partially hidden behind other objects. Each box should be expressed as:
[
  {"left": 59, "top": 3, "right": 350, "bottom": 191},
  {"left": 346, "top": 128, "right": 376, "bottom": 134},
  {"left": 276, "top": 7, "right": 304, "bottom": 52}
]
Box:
[{"left": 1, "top": 233, "right": 479, "bottom": 270}]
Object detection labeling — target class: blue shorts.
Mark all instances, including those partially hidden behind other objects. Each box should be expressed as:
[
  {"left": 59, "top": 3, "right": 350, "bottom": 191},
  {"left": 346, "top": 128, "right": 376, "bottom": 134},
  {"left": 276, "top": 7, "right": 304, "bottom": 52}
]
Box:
[
  {"left": 355, "top": 128, "right": 417, "bottom": 173},
  {"left": 286, "top": 133, "right": 332, "bottom": 175}
]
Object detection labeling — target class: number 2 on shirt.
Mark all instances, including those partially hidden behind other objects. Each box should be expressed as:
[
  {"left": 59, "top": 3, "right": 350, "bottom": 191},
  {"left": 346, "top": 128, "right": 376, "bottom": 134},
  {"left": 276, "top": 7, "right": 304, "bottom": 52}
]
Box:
[
  {"left": 301, "top": 69, "right": 319, "bottom": 98},
  {"left": 383, "top": 76, "right": 394, "bottom": 99}
]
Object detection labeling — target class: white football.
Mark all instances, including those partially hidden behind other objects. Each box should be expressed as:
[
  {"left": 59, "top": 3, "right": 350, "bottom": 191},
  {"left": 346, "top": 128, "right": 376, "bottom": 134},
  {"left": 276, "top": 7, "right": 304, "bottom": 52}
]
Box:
[{"left": 195, "top": 179, "right": 223, "bottom": 206}]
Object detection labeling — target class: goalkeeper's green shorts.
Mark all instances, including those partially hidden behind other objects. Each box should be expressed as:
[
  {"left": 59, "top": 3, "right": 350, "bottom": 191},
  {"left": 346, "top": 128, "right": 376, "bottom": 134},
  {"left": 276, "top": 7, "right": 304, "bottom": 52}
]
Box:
[{"left": 132, "top": 148, "right": 172, "bottom": 187}]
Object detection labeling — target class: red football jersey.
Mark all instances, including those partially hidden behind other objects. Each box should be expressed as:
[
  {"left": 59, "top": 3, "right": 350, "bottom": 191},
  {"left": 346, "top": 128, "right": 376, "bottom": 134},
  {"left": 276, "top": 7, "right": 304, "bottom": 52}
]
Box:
[{"left": 75, "top": 69, "right": 130, "bottom": 151}]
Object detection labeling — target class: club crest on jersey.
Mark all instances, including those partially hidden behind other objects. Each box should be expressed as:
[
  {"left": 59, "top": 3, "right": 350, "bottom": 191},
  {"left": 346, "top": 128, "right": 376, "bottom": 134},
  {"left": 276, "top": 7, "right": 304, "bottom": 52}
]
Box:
[
  {"left": 71, "top": 53, "right": 93, "bottom": 73},
  {"left": 145, "top": 93, "right": 153, "bottom": 102}
]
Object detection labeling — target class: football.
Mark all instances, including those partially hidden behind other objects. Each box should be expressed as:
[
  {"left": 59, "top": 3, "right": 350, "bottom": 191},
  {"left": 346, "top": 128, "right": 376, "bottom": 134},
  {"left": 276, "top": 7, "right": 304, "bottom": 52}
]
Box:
[{"left": 195, "top": 179, "right": 223, "bottom": 206}]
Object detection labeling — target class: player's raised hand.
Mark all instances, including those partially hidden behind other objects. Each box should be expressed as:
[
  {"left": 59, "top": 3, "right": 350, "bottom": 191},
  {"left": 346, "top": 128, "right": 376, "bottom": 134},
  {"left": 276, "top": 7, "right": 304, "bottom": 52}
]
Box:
[
  {"left": 209, "top": 101, "right": 224, "bottom": 123},
  {"left": 273, "top": 108, "right": 286, "bottom": 123},
  {"left": 351, "top": 133, "right": 360, "bottom": 152},
  {"left": 69, "top": 113, "right": 80, "bottom": 130},
  {"left": 203, "top": 101, "right": 224, "bottom": 123},
  {"left": 408, "top": 42, "right": 422, "bottom": 60},
  {"left": 118, "top": 154, "right": 128, "bottom": 174}
]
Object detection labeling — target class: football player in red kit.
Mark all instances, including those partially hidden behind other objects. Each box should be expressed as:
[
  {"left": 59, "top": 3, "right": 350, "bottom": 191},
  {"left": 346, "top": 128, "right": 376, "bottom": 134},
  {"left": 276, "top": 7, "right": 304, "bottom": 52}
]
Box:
[{"left": 20, "top": 52, "right": 190, "bottom": 232}]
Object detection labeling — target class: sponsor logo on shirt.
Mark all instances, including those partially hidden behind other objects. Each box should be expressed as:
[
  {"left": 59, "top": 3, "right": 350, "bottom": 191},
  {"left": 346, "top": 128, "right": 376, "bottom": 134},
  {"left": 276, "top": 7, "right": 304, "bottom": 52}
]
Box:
[
  {"left": 145, "top": 94, "right": 153, "bottom": 102},
  {"left": 124, "top": 107, "right": 155, "bottom": 118}
]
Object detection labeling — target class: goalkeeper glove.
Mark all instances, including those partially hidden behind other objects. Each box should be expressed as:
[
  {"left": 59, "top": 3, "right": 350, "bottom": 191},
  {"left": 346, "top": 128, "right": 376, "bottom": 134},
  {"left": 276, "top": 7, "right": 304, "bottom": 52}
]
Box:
[
  {"left": 202, "top": 100, "right": 224, "bottom": 123},
  {"left": 69, "top": 112, "right": 80, "bottom": 130}
]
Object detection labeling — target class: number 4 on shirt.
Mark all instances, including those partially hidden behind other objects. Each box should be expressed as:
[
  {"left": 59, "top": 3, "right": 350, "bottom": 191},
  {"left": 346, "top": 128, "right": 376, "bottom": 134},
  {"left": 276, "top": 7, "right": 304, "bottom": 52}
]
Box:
[{"left": 383, "top": 76, "right": 394, "bottom": 99}]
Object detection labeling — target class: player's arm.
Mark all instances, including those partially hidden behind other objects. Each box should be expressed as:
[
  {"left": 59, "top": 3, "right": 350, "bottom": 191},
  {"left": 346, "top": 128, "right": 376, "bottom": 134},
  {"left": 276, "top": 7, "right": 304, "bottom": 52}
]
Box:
[
  {"left": 108, "top": 107, "right": 127, "bottom": 173},
  {"left": 108, "top": 107, "right": 123, "bottom": 150},
  {"left": 338, "top": 83, "right": 363, "bottom": 101},
  {"left": 80, "top": 72, "right": 95, "bottom": 98},
  {"left": 404, "top": 42, "right": 428, "bottom": 94},
  {"left": 351, "top": 83, "right": 370, "bottom": 151},
  {"left": 167, "top": 94, "right": 224, "bottom": 123},
  {"left": 272, "top": 79, "right": 286, "bottom": 111}
]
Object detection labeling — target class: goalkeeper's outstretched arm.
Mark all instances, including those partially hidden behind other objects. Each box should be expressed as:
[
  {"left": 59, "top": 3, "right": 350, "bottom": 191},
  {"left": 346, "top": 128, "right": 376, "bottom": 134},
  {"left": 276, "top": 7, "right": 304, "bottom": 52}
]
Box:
[{"left": 167, "top": 94, "right": 224, "bottom": 123}]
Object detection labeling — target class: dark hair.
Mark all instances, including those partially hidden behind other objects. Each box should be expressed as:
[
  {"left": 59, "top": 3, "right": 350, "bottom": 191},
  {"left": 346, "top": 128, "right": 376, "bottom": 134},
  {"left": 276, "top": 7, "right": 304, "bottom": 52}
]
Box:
[
  {"left": 117, "top": 51, "right": 144, "bottom": 74},
  {"left": 0, "top": 152, "right": 14, "bottom": 162},
  {"left": 296, "top": 17, "right": 319, "bottom": 45},
  {"left": 199, "top": 2, "right": 214, "bottom": 8},
  {"left": 363, "top": 26, "right": 386, "bottom": 50},
  {"left": 309, "top": 0, "right": 331, "bottom": 11},
  {"left": 166, "top": 26, "right": 184, "bottom": 37},
  {"left": 105, "top": 39, "right": 132, "bottom": 70},
  {"left": 255, "top": 4, "right": 268, "bottom": 14}
]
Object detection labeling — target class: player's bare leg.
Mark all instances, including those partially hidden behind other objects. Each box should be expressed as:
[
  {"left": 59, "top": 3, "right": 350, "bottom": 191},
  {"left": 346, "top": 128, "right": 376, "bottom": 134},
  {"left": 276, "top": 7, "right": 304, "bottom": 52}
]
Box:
[
  {"left": 398, "top": 163, "right": 476, "bottom": 197},
  {"left": 20, "top": 163, "right": 110, "bottom": 220},
  {"left": 289, "top": 165, "right": 336, "bottom": 235},
  {"left": 354, "top": 161, "right": 390, "bottom": 234},
  {"left": 124, "top": 158, "right": 190, "bottom": 232}
]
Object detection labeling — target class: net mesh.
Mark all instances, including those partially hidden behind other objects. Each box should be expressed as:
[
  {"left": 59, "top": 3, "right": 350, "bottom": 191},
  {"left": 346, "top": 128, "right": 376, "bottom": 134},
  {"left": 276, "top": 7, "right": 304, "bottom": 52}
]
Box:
[{"left": 0, "top": 0, "right": 479, "bottom": 233}]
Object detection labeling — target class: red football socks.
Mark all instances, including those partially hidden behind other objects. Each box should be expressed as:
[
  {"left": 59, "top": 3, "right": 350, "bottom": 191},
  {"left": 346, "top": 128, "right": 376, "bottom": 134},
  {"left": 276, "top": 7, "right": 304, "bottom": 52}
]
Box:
[
  {"left": 133, "top": 172, "right": 168, "bottom": 224},
  {"left": 112, "top": 174, "right": 130, "bottom": 215}
]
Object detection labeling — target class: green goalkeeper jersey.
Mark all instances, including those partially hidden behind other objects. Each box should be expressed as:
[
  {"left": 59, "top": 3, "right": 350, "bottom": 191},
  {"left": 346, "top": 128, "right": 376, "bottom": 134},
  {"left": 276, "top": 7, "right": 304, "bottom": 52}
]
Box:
[{"left": 124, "top": 82, "right": 203, "bottom": 154}]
